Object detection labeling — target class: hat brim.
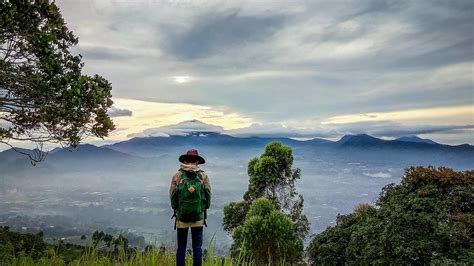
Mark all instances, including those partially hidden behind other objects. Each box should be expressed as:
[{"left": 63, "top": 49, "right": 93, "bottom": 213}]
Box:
[{"left": 179, "top": 154, "right": 205, "bottom": 164}]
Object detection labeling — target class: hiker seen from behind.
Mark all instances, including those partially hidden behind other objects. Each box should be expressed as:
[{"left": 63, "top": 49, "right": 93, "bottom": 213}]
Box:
[{"left": 169, "top": 149, "right": 211, "bottom": 266}]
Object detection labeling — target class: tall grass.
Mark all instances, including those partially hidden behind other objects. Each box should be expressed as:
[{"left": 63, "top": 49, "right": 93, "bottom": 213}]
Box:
[{"left": 5, "top": 232, "right": 270, "bottom": 266}]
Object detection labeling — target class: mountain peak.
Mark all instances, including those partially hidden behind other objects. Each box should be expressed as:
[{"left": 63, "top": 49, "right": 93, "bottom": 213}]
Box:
[{"left": 337, "top": 133, "right": 382, "bottom": 145}]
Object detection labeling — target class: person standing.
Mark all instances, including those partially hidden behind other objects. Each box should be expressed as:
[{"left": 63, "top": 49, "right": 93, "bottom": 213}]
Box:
[{"left": 169, "top": 149, "right": 211, "bottom": 266}]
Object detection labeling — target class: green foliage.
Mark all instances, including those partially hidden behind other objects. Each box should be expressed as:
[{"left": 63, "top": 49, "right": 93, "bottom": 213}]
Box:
[
  {"left": 307, "top": 166, "right": 474, "bottom": 265},
  {"left": 0, "top": 226, "right": 262, "bottom": 265},
  {"left": 222, "top": 201, "right": 250, "bottom": 233},
  {"left": 231, "top": 198, "right": 304, "bottom": 265},
  {"left": 0, "top": 1, "right": 114, "bottom": 159},
  {"left": 0, "top": 226, "right": 47, "bottom": 263},
  {"left": 92, "top": 230, "right": 129, "bottom": 255},
  {"left": 223, "top": 142, "right": 308, "bottom": 264}
]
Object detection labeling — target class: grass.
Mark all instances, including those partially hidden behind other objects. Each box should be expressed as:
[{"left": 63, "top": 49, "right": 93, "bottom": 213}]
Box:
[
  {"left": 4, "top": 232, "right": 265, "bottom": 266},
  {"left": 7, "top": 251, "right": 264, "bottom": 266},
  {"left": 2, "top": 228, "right": 294, "bottom": 266}
]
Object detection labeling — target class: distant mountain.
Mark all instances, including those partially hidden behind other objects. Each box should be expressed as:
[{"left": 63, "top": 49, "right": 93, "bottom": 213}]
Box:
[
  {"left": 103, "top": 131, "right": 307, "bottom": 157},
  {"left": 104, "top": 131, "right": 474, "bottom": 156},
  {"left": 395, "top": 136, "right": 438, "bottom": 145},
  {"left": 0, "top": 144, "right": 144, "bottom": 177},
  {"left": 1, "top": 132, "right": 473, "bottom": 177},
  {"left": 0, "top": 144, "right": 131, "bottom": 162},
  {"left": 49, "top": 144, "right": 133, "bottom": 160},
  {"left": 46, "top": 144, "right": 147, "bottom": 173},
  {"left": 0, "top": 148, "right": 49, "bottom": 170},
  {"left": 0, "top": 147, "right": 42, "bottom": 161},
  {"left": 336, "top": 134, "right": 385, "bottom": 146},
  {"left": 301, "top": 137, "right": 334, "bottom": 145},
  {"left": 334, "top": 134, "right": 471, "bottom": 150}
]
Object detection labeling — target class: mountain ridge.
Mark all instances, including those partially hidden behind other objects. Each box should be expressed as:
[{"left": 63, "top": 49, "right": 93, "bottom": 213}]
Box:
[
  {"left": 2, "top": 132, "right": 472, "bottom": 158},
  {"left": 395, "top": 136, "right": 438, "bottom": 145}
]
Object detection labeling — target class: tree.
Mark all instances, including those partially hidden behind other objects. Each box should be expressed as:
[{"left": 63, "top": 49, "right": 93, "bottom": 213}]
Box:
[
  {"left": 306, "top": 166, "right": 474, "bottom": 265},
  {"left": 224, "top": 142, "right": 309, "bottom": 238},
  {"left": 223, "top": 142, "right": 309, "bottom": 262},
  {"left": 231, "top": 198, "right": 304, "bottom": 264},
  {"left": 0, "top": 1, "right": 115, "bottom": 162}
]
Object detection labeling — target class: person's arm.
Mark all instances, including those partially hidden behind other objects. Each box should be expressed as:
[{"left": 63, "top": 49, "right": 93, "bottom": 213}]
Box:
[
  {"left": 201, "top": 171, "right": 211, "bottom": 208},
  {"left": 169, "top": 172, "right": 181, "bottom": 199}
]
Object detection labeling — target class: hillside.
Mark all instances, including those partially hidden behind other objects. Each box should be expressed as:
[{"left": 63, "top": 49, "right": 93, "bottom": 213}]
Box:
[{"left": 307, "top": 166, "right": 473, "bottom": 264}]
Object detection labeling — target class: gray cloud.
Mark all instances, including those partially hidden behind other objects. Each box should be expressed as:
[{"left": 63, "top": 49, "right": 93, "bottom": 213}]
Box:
[
  {"left": 389, "top": 38, "right": 474, "bottom": 69},
  {"left": 128, "top": 120, "right": 336, "bottom": 139},
  {"left": 78, "top": 45, "right": 130, "bottom": 61},
  {"left": 128, "top": 120, "right": 224, "bottom": 138},
  {"left": 55, "top": 0, "right": 474, "bottom": 144},
  {"left": 225, "top": 123, "right": 336, "bottom": 139},
  {"left": 164, "top": 11, "right": 285, "bottom": 60},
  {"left": 108, "top": 106, "right": 133, "bottom": 117},
  {"left": 345, "top": 0, "right": 402, "bottom": 20}
]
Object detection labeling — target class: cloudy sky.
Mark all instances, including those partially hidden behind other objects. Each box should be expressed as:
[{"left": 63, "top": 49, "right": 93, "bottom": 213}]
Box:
[{"left": 53, "top": 0, "right": 472, "bottom": 145}]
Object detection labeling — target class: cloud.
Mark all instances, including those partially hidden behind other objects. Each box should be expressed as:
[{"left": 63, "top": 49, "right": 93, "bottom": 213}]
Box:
[
  {"left": 390, "top": 38, "right": 474, "bottom": 69},
  {"left": 53, "top": 1, "right": 473, "bottom": 144},
  {"left": 104, "top": 98, "right": 253, "bottom": 141},
  {"left": 316, "top": 104, "right": 474, "bottom": 139},
  {"left": 78, "top": 45, "right": 131, "bottom": 61},
  {"left": 126, "top": 119, "right": 336, "bottom": 139},
  {"left": 108, "top": 106, "right": 133, "bottom": 117},
  {"left": 225, "top": 122, "right": 336, "bottom": 138},
  {"left": 164, "top": 11, "right": 285, "bottom": 60},
  {"left": 321, "top": 105, "right": 473, "bottom": 125},
  {"left": 128, "top": 120, "right": 224, "bottom": 138},
  {"left": 125, "top": 118, "right": 474, "bottom": 145},
  {"left": 363, "top": 171, "right": 392, "bottom": 178},
  {"left": 106, "top": 98, "right": 474, "bottom": 145}
]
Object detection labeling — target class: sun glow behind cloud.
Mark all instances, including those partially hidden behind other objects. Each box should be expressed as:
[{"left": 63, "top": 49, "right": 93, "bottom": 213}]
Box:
[{"left": 171, "top": 76, "right": 192, "bottom": 84}]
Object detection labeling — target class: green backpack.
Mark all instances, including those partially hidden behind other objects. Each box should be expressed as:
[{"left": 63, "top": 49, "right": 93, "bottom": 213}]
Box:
[{"left": 171, "top": 170, "right": 210, "bottom": 225}]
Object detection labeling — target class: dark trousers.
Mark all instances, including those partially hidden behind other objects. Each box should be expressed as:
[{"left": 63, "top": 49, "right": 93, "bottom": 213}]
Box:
[{"left": 176, "top": 226, "right": 203, "bottom": 266}]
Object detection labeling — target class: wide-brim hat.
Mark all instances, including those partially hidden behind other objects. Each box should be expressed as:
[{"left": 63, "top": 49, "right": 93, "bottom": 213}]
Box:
[{"left": 179, "top": 149, "right": 205, "bottom": 164}]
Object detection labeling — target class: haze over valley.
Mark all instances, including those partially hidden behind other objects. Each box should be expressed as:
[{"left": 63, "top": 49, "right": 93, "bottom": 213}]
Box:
[{"left": 2, "top": 127, "right": 472, "bottom": 254}]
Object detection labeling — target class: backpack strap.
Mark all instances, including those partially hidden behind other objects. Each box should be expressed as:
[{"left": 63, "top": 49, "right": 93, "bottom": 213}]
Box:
[
  {"left": 195, "top": 170, "right": 204, "bottom": 184},
  {"left": 177, "top": 169, "right": 186, "bottom": 182},
  {"left": 172, "top": 169, "right": 187, "bottom": 230},
  {"left": 195, "top": 170, "right": 208, "bottom": 227},
  {"left": 171, "top": 210, "right": 177, "bottom": 230}
]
